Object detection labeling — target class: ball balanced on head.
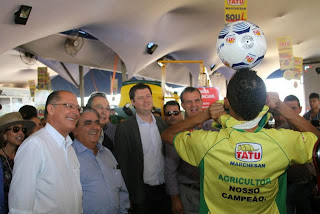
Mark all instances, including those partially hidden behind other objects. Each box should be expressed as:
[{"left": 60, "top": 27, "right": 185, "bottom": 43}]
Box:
[{"left": 216, "top": 20, "right": 267, "bottom": 70}]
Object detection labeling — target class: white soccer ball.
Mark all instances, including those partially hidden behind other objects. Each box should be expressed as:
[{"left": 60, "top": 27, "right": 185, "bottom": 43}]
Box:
[{"left": 216, "top": 21, "right": 267, "bottom": 70}]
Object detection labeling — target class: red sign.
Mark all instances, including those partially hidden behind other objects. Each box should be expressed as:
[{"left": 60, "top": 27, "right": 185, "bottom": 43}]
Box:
[
  {"left": 197, "top": 87, "right": 219, "bottom": 110},
  {"left": 227, "top": 0, "right": 245, "bottom": 6}
]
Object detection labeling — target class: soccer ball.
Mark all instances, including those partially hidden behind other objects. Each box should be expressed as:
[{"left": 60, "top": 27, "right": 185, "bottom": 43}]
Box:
[{"left": 216, "top": 21, "right": 267, "bottom": 70}]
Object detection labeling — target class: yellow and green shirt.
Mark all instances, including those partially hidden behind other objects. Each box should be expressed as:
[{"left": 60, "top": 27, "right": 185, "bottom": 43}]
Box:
[{"left": 174, "top": 127, "right": 317, "bottom": 214}]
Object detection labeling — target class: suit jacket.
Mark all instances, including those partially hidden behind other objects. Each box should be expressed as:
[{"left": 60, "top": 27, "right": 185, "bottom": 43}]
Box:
[{"left": 113, "top": 114, "right": 168, "bottom": 205}]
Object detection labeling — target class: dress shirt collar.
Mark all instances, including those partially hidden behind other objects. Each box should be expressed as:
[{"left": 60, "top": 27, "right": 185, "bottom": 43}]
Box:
[
  {"left": 98, "top": 127, "right": 104, "bottom": 144},
  {"left": 136, "top": 113, "right": 156, "bottom": 125},
  {"left": 73, "top": 138, "right": 102, "bottom": 154},
  {"left": 45, "top": 123, "right": 73, "bottom": 148}
]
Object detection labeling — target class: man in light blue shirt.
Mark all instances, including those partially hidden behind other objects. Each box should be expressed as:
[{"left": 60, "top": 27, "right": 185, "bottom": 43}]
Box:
[{"left": 73, "top": 107, "right": 129, "bottom": 214}]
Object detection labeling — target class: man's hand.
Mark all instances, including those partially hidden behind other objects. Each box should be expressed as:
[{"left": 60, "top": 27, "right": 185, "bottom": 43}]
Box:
[
  {"left": 208, "top": 103, "right": 227, "bottom": 121},
  {"left": 266, "top": 92, "right": 320, "bottom": 138},
  {"left": 171, "top": 195, "right": 185, "bottom": 214},
  {"left": 266, "top": 92, "right": 281, "bottom": 111}
]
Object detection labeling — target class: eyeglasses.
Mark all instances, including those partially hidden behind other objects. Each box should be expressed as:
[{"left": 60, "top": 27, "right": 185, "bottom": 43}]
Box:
[
  {"left": 165, "top": 111, "right": 180, "bottom": 117},
  {"left": 52, "top": 103, "right": 81, "bottom": 112},
  {"left": 6, "top": 126, "right": 27, "bottom": 134}
]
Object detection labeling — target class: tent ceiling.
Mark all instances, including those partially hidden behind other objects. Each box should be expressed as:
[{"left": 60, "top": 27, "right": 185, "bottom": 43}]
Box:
[{"left": 1, "top": 0, "right": 320, "bottom": 88}]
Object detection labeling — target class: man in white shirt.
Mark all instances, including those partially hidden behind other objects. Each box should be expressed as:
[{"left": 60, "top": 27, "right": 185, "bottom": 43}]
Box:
[
  {"left": 114, "top": 83, "right": 170, "bottom": 214},
  {"left": 9, "top": 90, "right": 82, "bottom": 214}
]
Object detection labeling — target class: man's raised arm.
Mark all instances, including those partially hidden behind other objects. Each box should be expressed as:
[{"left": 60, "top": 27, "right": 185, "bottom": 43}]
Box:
[
  {"left": 267, "top": 92, "right": 320, "bottom": 138},
  {"left": 161, "top": 103, "right": 226, "bottom": 145}
]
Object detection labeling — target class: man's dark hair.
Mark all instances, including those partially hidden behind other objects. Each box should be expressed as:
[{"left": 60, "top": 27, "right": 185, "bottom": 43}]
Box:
[
  {"left": 19, "top": 105, "right": 37, "bottom": 120},
  {"left": 164, "top": 100, "right": 180, "bottom": 113},
  {"left": 180, "top": 87, "right": 201, "bottom": 103},
  {"left": 309, "top": 93, "right": 319, "bottom": 100},
  {"left": 86, "top": 92, "right": 107, "bottom": 108},
  {"left": 44, "top": 91, "right": 62, "bottom": 118},
  {"left": 152, "top": 106, "right": 162, "bottom": 117},
  {"left": 129, "top": 83, "right": 152, "bottom": 100},
  {"left": 76, "top": 107, "right": 100, "bottom": 126},
  {"left": 284, "top": 95, "right": 300, "bottom": 107},
  {"left": 227, "top": 68, "right": 266, "bottom": 121}
]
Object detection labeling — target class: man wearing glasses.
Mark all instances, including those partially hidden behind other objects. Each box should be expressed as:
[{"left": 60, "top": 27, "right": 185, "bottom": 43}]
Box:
[
  {"left": 165, "top": 87, "right": 216, "bottom": 214},
  {"left": 86, "top": 92, "right": 117, "bottom": 152},
  {"left": 9, "top": 90, "right": 83, "bottom": 214},
  {"left": 163, "top": 101, "right": 183, "bottom": 126}
]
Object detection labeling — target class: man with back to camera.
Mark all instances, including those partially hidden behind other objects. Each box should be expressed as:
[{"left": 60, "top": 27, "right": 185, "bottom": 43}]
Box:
[
  {"left": 165, "top": 88, "right": 216, "bottom": 214},
  {"left": 9, "top": 90, "right": 82, "bottom": 213},
  {"left": 86, "top": 92, "right": 117, "bottom": 152},
  {"left": 162, "top": 69, "right": 320, "bottom": 214},
  {"left": 73, "top": 107, "right": 129, "bottom": 214},
  {"left": 113, "top": 83, "right": 170, "bottom": 214},
  {"left": 279, "top": 95, "right": 316, "bottom": 214},
  {"left": 303, "top": 93, "right": 320, "bottom": 125}
]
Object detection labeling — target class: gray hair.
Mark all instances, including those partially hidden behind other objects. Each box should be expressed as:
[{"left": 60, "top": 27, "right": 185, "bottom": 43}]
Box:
[
  {"left": 86, "top": 92, "right": 108, "bottom": 108},
  {"left": 76, "top": 107, "right": 100, "bottom": 126}
]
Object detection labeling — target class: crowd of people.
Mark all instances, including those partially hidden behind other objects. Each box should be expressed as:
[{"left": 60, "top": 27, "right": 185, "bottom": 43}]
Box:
[{"left": 0, "top": 68, "right": 318, "bottom": 214}]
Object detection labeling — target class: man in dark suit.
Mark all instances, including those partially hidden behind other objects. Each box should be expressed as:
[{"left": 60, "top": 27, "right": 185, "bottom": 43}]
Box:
[{"left": 114, "top": 83, "right": 170, "bottom": 214}]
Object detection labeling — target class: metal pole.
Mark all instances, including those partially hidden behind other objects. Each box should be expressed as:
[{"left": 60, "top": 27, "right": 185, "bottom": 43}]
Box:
[
  {"left": 79, "top": 65, "right": 84, "bottom": 107},
  {"left": 161, "top": 64, "right": 166, "bottom": 97},
  {"left": 121, "top": 60, "right": 127, "bottom": 81},
  {"left": 60, "top": 62, "right": 79, "bottom": 88}
]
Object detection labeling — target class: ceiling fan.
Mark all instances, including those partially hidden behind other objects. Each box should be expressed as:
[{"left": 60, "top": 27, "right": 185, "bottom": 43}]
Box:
[
  {"left": 19, "top": 50, "right": 37, "bottom": 65},
  {"left": 64, "top": 30, "right": 84, "bottom": 57}
]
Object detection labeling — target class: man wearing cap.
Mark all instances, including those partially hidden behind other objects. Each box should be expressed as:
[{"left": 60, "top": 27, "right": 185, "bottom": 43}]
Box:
[
  {"left": 0, "top": 112, "right": 35, "bottom": 213},
  {"left": 9, "top": 90, "right": 82, "bottom": 214}
]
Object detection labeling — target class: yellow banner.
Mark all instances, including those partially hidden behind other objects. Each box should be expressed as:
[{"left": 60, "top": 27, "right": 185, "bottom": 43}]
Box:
[
  {"left": 292, "top": 71, "right": 301, "bottom": 80},
  {"left": 28, "top": 80, "right": 36, "bottom": 97},
  {"left": 293, "top": 57, "right": 303, "bottom": 73},
  {"left": 277, "top": 36, "right": 295, "bottom": 70},
  {"left": 225, "top": 0, "right": 247, "bottom": 25},
  {"left": 278, "top": 49, "right": 294, "bottom": 70},
  {"left": 37, "top": 67, "right": 47, "bottom": 90},
  {"left": 277, "top": 37, "right": 293, "bottom": 50},
  {"left": 291, "top": 57, "right": 303, "bottom": 80},
  {"left": 45, "top": 72, "right": 52, "bottom": 90}
]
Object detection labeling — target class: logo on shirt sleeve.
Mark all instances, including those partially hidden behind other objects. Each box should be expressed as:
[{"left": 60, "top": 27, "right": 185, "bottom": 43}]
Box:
[{"left": 235, "top": 143, "right": 262, "bottom": 162}]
